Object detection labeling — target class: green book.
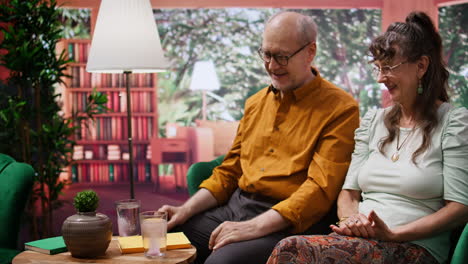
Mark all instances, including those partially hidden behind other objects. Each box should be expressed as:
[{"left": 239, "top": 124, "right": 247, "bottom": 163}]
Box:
[
  {"left": 71, "top": 165, "right": 78, "bottom": 183},
  {"left": 68, "top": 43, "right": 74, "bottom": 61},
  {"left": 109, "top": 164, "right": 114, "bottom": 182},
  {"left": 24, "top": 236, "right": 67, "bottom": 255}
]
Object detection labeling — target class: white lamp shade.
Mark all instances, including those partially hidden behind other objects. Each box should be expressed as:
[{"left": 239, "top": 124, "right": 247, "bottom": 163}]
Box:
[
  {"left": 189, "top": 61, "right": 220, "bottom": 91},
  {"left": 86, "top": 0, "right": 168, "bottom": 73}
]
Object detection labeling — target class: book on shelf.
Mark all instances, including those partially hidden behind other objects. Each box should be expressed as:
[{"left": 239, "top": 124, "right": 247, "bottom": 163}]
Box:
[
  {"left": 118, "top": 232, "right": 191, "bottom": 254},
  {"left": 107, "top": 144, "right": 121, "bottom": 160},
  {"left": 72, "top": 145, "right": 84, "bottom": 160},
  {"left": 24, "top": 236, "right": 67, "bottom": 255},
  {"left": 62, "top": 39, "right": 158, "bottom": 184}
]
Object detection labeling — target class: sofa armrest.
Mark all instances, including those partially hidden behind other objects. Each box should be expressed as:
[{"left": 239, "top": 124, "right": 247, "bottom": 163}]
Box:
[
  {"left": 451, "top": 224, "right": 468, "bottom": 264},
  {"left": 0, "top": 154, "right": 34, "bottom": 251},
  {"left": 186, "top": 155, "right": 225, "bottom": 196}
]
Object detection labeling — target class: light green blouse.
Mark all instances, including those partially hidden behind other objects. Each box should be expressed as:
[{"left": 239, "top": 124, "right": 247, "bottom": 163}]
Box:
[{"left": 343, "top": 103, "right": 468, "bottom": 264}]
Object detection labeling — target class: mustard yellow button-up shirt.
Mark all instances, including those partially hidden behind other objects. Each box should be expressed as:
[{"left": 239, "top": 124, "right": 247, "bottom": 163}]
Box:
[{"left": 199, "top": 68, "right": 360, "bottom": 233}]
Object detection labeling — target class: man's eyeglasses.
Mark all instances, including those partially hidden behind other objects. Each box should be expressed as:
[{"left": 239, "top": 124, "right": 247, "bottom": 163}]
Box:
[
  {"left": 257, "top": 42, "right": 311, "bottom": 66},
  {"left": 372, "top": 61, "right": 407, "bottom": 78}
]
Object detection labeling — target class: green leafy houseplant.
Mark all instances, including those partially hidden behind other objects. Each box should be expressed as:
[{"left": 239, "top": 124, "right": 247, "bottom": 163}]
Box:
[
  {"left": 73, "top": 190, "right": 99, "bottom": 213},
  {"left": 62, "top": 189, "right": 112, "bottom": 258},
  {"left": 0, "top": 0, "right": 109, "bottom": 239}
]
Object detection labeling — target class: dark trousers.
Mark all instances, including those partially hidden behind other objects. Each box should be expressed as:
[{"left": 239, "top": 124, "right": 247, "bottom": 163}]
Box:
[{"left": 178, "top": 189, "right": 337, "bottom": 264}]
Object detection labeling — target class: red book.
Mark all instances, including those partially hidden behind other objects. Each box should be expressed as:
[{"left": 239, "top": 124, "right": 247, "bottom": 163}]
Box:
[
  {"left": 142, "top": 117, "right": 147, "bottom": 140},
  {"left": 120, "top": 91, "right": 127, "bottom": 112},
  {"left": 139, "top": 163, "right": 144, "bottom": 182},
  {"left": 91, "top": 73, "right": 96, "bottom": 88},
  {"left": 85, "top": 71, "right": 91, "bottom": 88},
  {"left": 148, "top": 118, "right": 153, "bottom": 138},
  {"left": 97, "top": 73, "right": 102, "bottom": 88},
  {"left": 74, "top": 44, "right": 80, "bottom": 63},
  {"left": 110, "top": 117, "right": 115, "bottom": 140},
  {"left": 137, "top": 117, "right": 142, "bottom": 140},
  {"left": 79, "top": 67, "right": 84, "bottom": 88},
  {"left": 80, "top": 43, "right": 85, "bottom": 63},
  {"left": 139, "top": 73, "right": 144, "bottom": 88},
  {"left": 115, "top": 163, "right": 120, "bottom": 182},
  {"left": 101, "top": 74, "right": 106, "bottom": 88},
  {"left": 146, "top": 92, "right": 151, "bottom": 112},
  {"left": 140, "top": 92, "right": 144, "bottom": 112},
  {"left": 113, "top": 91, "right": 120, "bottom": 112},
  {"left": 77, "top": 164, "right": 82, "bottom": 182},
  {"left": 84, "top": 43, "right": 90, "bottom": 62}
]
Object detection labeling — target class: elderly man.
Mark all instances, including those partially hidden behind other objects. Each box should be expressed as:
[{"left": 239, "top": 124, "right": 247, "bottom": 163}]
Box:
[{"left": 159, "top": 11, "right": 359, "bottom": 264}]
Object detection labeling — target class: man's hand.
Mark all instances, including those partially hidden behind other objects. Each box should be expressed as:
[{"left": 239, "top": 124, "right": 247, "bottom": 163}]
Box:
[
  {"left": 208, "top": 209, "right": 290, "bottom": 251},
  {"left": 158, "top": 188, "right": 219, "bottom": 231},
  {"left": 158, "top": 205, "right": 191, "bottom": 231},
  {"left": 208, "top": 220, "right": 261, "bottom": 251}
]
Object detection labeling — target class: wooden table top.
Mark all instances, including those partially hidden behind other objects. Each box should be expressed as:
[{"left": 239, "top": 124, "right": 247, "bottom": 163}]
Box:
[{"left": 13, "top": 237, "right": 197, "bottom": 264}]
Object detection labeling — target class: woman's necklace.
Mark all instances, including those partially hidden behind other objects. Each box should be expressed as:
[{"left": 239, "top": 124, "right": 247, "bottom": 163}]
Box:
[{"left": 391, "top": 127, "right": 415, "bottom": 162}]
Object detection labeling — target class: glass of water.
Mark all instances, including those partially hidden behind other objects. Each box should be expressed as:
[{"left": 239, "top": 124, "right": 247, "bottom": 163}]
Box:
[
  {"left": 115, "top": 199, "right": 141, "bottom": 237},
  {"left": 140, "top": 211, "right": 167, "bottom": 258}
]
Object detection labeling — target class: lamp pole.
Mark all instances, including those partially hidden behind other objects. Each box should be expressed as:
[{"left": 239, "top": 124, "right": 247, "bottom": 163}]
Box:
[
  {"left": 202, "top": 90, "right": 207, "bottom": 120},
  {"left": 124, "top": 71, "right": 135, "bottom": 199},
  {"left": 86, "top": 0, "right": 168, "bottom": 199}
]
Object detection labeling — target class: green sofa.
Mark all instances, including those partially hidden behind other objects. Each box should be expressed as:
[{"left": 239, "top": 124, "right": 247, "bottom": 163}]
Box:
[
  {"left": 451, "top": 224, "right": 468, "bottom": 264},
  {"left": 186, "top": 156, "right": 467, "bottom": 264},
  {"left": 186, "top": 155, "right": 225, "bottom": 196},
  {"left": 0, "top": 154, "right": 34, "bottom": 264}
]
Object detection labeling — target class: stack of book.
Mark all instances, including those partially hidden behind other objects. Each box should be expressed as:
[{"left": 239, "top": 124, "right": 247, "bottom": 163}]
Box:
[
  {"left": 72, "top": 145, "right": 84, "bottom": 160},
  {"left": 84, "top": 150, "right": 93, "bottom": 159},
  {"left": 118, "top": 232, "right": 191, "bottom": 254},
  {"left": 107, "top": 145, "right": 121, "bottom": 160},
  {"left": 146, "top": 145, "right": 151, "bottom": 160}
]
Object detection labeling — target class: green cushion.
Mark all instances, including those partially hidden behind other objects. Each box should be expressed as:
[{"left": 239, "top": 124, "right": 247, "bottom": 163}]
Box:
[
  {"left": 0, "top": 153, "right": 15, "bottom": 173},
  {"left": 187, "top": 155, "right": 225, "bottom": 196},
  {"left": 0, "top": 248, "right": 20, "bottom": 264},
  {"left": 451, "top": 224, "right": 468, "bottom": 264},
  {"left": 0, "top": 154, "right": 34, "bottom": 250}
]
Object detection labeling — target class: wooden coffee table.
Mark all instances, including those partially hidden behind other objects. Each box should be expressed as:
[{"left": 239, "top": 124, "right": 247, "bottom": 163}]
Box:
[{"left": 13, "top": 237, "right": 197, "bottom": 264}]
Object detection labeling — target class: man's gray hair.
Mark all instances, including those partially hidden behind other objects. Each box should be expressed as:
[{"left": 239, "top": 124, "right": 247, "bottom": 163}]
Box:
[{"left": 266, "top": 11, "right": 318, "bottom": 44}]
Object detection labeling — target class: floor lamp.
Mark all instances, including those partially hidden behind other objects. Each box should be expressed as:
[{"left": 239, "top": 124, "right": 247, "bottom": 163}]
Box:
[
  {"left": 189, "top": 61, "right": 220, "bottom": 120},
  {"left": 86, "top": 0, "right": 168, "bottom": 199}
]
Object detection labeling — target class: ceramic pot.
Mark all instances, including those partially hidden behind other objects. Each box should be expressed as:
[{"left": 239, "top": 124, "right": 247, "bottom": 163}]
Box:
[{"left": 62, "top": 211, "right": 112, "bottom": 258}]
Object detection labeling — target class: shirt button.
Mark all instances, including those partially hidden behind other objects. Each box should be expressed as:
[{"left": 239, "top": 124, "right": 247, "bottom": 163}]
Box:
[
  {"left": 260, "top": 168, "right": 265, "bottom": 172},
  {"left": 269, "top": 148, "right": 274, "bottom": 153}
]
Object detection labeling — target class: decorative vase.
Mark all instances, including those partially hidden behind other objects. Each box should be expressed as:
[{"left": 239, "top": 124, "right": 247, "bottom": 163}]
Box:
[{"left": 62, "top": 211, "right": 112, "bottom": 258}]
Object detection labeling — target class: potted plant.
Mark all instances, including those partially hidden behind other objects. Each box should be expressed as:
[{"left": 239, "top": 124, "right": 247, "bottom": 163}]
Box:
[
  {"left": 62, "top": 190, "right": 112, "bottom": 258},
  {"left": 0, "top": 0, "right": 109, "bottom": 240}
]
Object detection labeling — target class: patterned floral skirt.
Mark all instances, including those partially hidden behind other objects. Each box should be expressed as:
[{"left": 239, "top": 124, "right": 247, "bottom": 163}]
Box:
[{"left": 266, "top": 233, "right": 438, "bottom": 264}]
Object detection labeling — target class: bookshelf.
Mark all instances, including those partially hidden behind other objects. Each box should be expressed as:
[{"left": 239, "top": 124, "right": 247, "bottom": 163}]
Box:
[{"left": 58, "top": 38, "right": 158, "bottom": 184}]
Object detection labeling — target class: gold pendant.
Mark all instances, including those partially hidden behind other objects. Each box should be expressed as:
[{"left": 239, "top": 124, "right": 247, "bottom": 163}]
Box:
[{"left": 391, "top": 152, "right": 399, "bottom": 162}]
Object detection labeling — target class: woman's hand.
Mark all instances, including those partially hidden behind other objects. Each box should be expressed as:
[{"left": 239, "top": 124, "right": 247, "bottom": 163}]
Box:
[
  {"left": 330, "top": 213, "right": 374, "bottom": 238},
  {"left": 331, "top": 210, "right": 398, "bottom": 241},
  {"left": 366, "top": 210, "right": 397, "bottom": 241}
]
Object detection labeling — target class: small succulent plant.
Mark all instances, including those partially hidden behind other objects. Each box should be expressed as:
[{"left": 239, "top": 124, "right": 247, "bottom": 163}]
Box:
[{"left": 73, "top": 190, "right": 99, "bottom": 212}]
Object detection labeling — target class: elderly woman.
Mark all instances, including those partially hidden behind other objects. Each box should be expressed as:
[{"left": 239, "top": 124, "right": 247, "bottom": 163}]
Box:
[{"left": 267, "top": 11, "right": 468, "bottom": 264}]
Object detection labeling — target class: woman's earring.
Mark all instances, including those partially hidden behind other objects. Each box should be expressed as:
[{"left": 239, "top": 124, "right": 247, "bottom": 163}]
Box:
[{"left": 417, "top": 79, "right": 423, "bottom": 95}]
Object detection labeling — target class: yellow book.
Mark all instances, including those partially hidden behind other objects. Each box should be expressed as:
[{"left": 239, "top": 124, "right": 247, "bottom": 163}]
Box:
[
  {"left": 118, "top": 232, "right": 191, "bottom": 254},
  {"left": 118, "top": 235, "right": 143, "bottom": 253}
]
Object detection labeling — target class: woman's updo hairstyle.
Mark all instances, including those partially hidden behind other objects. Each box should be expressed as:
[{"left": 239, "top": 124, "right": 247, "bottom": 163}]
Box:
[{"left": 370, "top": 11, "right": 450, "bottom": 163}]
